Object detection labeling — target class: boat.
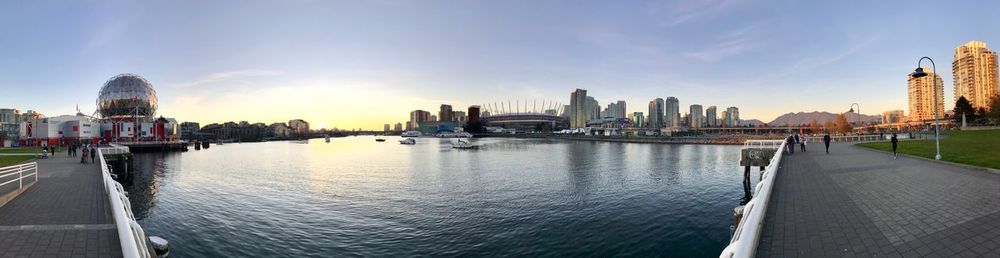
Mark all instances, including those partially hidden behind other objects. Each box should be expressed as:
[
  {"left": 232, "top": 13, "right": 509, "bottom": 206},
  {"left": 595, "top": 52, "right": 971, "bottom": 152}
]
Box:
[
  {"left": 451, "top": 139, "right": 477, "bottom": 149},
  {"left": 435, "top": 131, "right": 473, "bottom": 138},
  {"left": 401, "top": 131, "right": 422, "bottom": 137},
  {"left": 399, "top": 138, "right": 416, "bottom": 145},
  {"left": 375, "top": 136, "right": 386, "bottom": 142}
]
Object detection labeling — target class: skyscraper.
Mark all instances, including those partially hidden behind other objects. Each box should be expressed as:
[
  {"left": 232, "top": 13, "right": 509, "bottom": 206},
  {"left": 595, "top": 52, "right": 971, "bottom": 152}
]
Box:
[
  {"left": 881, "top": 110, "right": 904, "bottom": 124},
  {"left": 393, "top": 122, "right": 403, "bottom": 132},
  {"left": 908, "top": 66, "right": 945, "bottom": 122},
  {"left": 586, "top": 97, "right": 600, "bottom": 121},
  {"left": 615, "top": 100, "right": 627, "bottom": 119},
  {"left": 952, "top": 40, "right": 999, "bottom": 111},
  {"left": 570, "top": 89, "right": 588, "bottom": 128},
  {"left": 648, "top": 98, "right": 664, "bottom": 128},
  {"left": 632, "top": 112, "right": 645, "bottom": 128},
  {"left": 384, "top": 124, "right": 390, "bottom": 132},
  {"left": 439, "top": 104, "right": 454, "bottom": 122},
  {"left": 724, "top": 107, "right": 740, "bottom": 127},
  {"left": 408, "top": 110, "right": 432, "bottom": 130},
  {"left": 689, "top": 104, "right": 704, "bottom": 129},
  {"left": 706, "top": 106, "right": 717, "bottom": 127},
  {"left": 665, "top": 97, "right": 679, "bottom": 127}
]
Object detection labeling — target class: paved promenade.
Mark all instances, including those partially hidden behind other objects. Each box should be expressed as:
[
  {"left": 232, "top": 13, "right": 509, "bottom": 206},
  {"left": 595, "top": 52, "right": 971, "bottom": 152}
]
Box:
[
  {"left": 757, "top": 143, "right": 1000, "bottom": 257},
  {"left": 0, "top": 155, "right": 121, "bottom": 257}
]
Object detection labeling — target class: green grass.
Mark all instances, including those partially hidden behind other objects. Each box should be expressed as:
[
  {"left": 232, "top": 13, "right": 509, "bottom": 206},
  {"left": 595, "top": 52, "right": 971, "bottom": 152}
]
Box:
[
  {"left": 0, "top": 156, "right": 35, "bottom": 168},
  {"left": 0, "top": 147, "right": 63, "bottom": 154},
  {"left": 857, "top": 129, "right": 1000, "bottom": 169}
]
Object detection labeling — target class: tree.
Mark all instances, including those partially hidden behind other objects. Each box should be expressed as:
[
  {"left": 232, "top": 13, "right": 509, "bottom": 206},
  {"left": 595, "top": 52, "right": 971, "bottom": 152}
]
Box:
[
  {"left": 809, "top": 119, "right": 821, "bottom": 134},
  {"left": 953, "top": 96, "right": 977, "bottom": 123},
  {"left": 834, "top": 114, "right": 852, "bottom": 134},
  {"left": 988, "top": 95, "right": 1000, "bottom": 124},
  {"left": 823, "top": 121, "right": 835, "bottom": 133}
]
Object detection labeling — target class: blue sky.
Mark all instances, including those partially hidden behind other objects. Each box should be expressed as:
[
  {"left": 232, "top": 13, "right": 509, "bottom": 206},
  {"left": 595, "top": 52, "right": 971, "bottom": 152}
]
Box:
[{"left": 1, "top": 0, "right": 998, "bottom": 129}]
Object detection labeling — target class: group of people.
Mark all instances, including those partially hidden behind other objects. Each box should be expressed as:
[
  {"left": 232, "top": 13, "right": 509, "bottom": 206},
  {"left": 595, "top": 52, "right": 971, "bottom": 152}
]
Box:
[
  {"left": 66, "top": 143, "right": 97, "bottom": 164},
  {"left": 785, "top": 133, "right": 836, "bottom": 155}
]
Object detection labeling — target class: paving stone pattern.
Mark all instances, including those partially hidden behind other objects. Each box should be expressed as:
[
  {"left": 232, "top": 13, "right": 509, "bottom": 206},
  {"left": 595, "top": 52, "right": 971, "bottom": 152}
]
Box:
[
  {"left": 0, "top": 155, "right": 122, "bottom": 257},
  {"left": 756, "top": 143, "right": 1000, "bottom": 257}
]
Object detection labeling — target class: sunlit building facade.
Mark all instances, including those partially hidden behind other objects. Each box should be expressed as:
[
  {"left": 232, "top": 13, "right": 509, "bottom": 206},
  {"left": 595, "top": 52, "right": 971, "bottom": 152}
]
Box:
[
  {"left": 952, "top": 40, "right": 999, "bottom": 111},
  {"left": 908, "top": 67, "right": 945, "bottom": 122}
]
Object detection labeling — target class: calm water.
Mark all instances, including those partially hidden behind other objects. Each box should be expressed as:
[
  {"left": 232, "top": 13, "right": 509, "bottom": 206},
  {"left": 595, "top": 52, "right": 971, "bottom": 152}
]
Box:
[{"left": 124, "top": 136, "right": 754, "bottom": 257}]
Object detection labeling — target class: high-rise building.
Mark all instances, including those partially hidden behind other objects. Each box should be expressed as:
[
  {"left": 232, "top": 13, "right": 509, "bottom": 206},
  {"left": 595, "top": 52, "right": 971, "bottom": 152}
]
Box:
[
  {"left": 706, "top": 106, "right": 717, "bottom": 127},
  {"left": 569, "top": 89, "right": 588, "bottom": 128},
  {"left": 689, "top": 104, "right": 704, "bottom": 129},
  {"left": 179, "top": 122, "right": 200, "bottom": 140},
  {"left": 615, "top": 100, "right": 627, "bottom": 119},
  {"left": 952, "top": 40, "right": 999, "bottom": 111},
  {"left": 394, "top": 122, "right": 403, "bottom": 132},
  {"left": 724, "top": 107, "right": 740, "bottom": 127},
  {"left": 384, "top": 124, "right": 390, "bottom": 132},
  {"left": 586, "top": 97, "right": 600, "bottom": 120},
  {"left": 408, "top": 110, "right": 432, "bottom": 130},
  {"left": 648, "top": 98, "right": 664, "bottom": 128},
  {"left": 453, "top": 111, "right": 467, "bottom": 124},
  {"left": 908, "top": 67, "right": 945, "bottom": 122},
  {"left": 439, "top": 104, "right": 454, "bottom": 122},
  {"left": 289, "top": 119, "right": 310, "bottom": 136},
  {"left": 632, "top": 112, "right": 645, "bottom": 128},
  {"left": 881, "top": 110, "right": 904, "bottom": 124},
  {"left": 720, "top": 110, "right": 729, "bottom": 127},
  {"left": 665, "top": 97, "right": 679, "bottom": 127}
]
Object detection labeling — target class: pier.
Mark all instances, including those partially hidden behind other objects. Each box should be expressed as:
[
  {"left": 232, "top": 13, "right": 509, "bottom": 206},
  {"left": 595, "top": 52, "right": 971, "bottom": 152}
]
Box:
[
  {"left": 722, "top": 140, "right": 1000, "bottom": 257},
  {"left": 0, "top": 148, "right": 154, "bottom": 257}
]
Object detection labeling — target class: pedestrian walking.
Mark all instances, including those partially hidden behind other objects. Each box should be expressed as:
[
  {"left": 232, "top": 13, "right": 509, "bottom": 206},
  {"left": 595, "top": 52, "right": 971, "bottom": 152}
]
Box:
[
  {"left": 81, "top": 147, "right": 88, "bottom": 164},
  {"left": 891, "top": 133, "right": 899, "bottom": 159},
  {"left": 785, "top": 135, "right": 795, "bottom": 155},
  {"left": 68, "top": 145, "right": 72, "bottom": 157},
  {"left": 823, "top": 133, "right": 831, "bottom": 154},
  {"left": 799, "top": 134, "right": 807, "bottom": 152},
  {"left": 90, "top": 146, "right": 96, "bottom": 163}
]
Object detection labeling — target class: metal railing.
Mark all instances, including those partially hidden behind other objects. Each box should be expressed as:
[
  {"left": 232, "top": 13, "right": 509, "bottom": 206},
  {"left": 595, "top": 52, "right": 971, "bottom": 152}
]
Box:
[
  {"left": 742, "top": 140, "right": 785, "bottom": 150},
  {"left": 0, "top": 162, "right": 38, "bottom": 194},
  {"left": 719, "top": 140, "right": 787, "bottom": 258},
  {"left": 97, "top": 147, "right": 151, "bottom": 258},
  {"left": 803, "top": 135, "right": 884, "bottom": 143}
]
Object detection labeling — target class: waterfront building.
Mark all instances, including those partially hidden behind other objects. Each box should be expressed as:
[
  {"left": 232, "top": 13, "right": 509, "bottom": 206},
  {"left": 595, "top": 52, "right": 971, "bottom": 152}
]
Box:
[
  {"left": 665, "top": 97, "right": 680, "bottom": 127},
  {"left": 179, "top": 122, "right": 200, "bottom": 140},
  {"left": 882, "top": 110, "right": 905, "bottom": 124},
  {"left": 952, "top": 40, "right": 999, "bottom": 111},
  {"left": 544, "top": 109, "right": 558, "bottom": 115},
  {"left": 689, "top": 105, "right": 704, "bottom": 129},
  {"left": 270, "top": 122, "right": 292, "bottom": 138},
  {"left": 560, "top": 105, "right": 571, "bottom": 119},
  {"left": 706, "top": 106, "right": 717, "bottom": 127},
  {"left": 431, "top": 115, "right": 438, "bottom": 122},
  {"left": 586, "top": 97, "right": 600, "bottom": 120},
  {"left": 0, "top": 108, "right": 20, "bottom": 124},
  {"left": 720, "top": 110, "right": 729, "bottom": 127},
  {"left": 569, "top": 89, "right": 588, "bottom": 128},
  {"left": 439, "top": 104, "right": 454, "bottom": 122},
  {"left": 723, "top": 107, "right": 740, "bottom": 127},
  {"left": 615, "top": 100, "right": 627, "bottom": 119},
  {"left": 289, "top": 119, "right": 310, "bottom": 136},
  {"left": 908, "top": 66, "right": 945, "bottom": 122},
  {"left": 408, "top": 110, "right": 432, "bottom": 130},
  {"left": 200, "top": 121, "right": 269, "bottom": 142},
  {"left": 632, "top": 112, "right": 645, "bottom": 128},
  {"left": 0, "top": 123, "right": 17, "bottom": 147},
  {"left": 453, "top": 111, "right": 467, "bottom": 124},
  {"left": 393, "top": 122, "right": 403, "bottom": 132},
  {"left": 20, "top": 110, "right": 44, "bottom": 123},
  {"left": 648, "top": 98, "right": 664, "bottom": 128},
  {"left": 384, "top": 124, "right": 390, "bottom": 132}
]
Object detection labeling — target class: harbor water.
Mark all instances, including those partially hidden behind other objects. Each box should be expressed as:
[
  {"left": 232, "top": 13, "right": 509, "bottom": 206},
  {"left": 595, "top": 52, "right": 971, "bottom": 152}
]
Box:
[{"left": 124, "top": 136, "right": 754, "bottom": 257}]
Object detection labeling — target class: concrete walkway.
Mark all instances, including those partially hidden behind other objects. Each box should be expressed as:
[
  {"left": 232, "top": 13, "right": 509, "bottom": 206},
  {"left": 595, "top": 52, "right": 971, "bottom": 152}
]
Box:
[
  {"left": 756, "top": 143, "right": 1000, "bottom": 257},
  {"left": 0, "top": 155, "right": 121, "bottom": 257}
]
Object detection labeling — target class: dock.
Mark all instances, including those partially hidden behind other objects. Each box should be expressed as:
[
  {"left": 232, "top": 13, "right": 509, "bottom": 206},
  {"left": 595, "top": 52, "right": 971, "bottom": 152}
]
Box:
[{"left": 0, "top": 156, "right": 122, "bottom": 257}]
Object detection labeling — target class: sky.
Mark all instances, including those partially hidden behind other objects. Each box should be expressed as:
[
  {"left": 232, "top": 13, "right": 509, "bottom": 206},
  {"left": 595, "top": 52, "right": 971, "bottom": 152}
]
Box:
[{"left": 2, "top": 0, "right": 998, "bottom": 130}]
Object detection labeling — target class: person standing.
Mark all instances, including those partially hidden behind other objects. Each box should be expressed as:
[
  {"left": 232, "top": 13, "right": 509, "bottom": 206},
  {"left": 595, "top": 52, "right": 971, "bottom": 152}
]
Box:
[
  {"left": 800, "top": 134, "right": 807, "bottom": 152},
  {"left": 786, "top": 135, "right": 794, "bottom": 155},
  {"left": 81, "top": 146, "right": 88, "bottom": 164},
  {"left": 891, "top": 133, "right": 899, "bottom": 159},
  {"left": 823, "top": 133, "right": 831, "bottom": 154},
  {"left": 90, "top": 146, "right": 96, "bottom": 163}
]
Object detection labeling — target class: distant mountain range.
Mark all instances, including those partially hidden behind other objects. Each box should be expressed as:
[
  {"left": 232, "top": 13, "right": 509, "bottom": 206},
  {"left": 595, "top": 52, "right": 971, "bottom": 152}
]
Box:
[{"left": 764, "top": 111, "right": 881, "bottom": 126}]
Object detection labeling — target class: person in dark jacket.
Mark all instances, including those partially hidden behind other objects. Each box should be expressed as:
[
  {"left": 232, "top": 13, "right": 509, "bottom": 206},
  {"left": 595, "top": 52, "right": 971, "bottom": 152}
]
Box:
[
  {"left": 823, "top": 133, "right": 831, "bottom": 154},
  {"left": 81, "top": 147, "right": 88, "bottom": 164},
  {"left": 785, "top": 135, "right": 794, "bottom": 155},
  {"left": 891, "top": 133, "right": 899, "bottom": 159},
  {"left": 90, "top": 146, "right": 96, "bottom": 163}
]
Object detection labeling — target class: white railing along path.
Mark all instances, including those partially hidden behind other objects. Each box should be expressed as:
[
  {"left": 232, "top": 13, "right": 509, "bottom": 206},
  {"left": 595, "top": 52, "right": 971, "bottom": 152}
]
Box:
[
  {"left": 98, "top": 147, "right": 152, "bottom": 258},
  {"left": 0, "top": 162, "right": 38, "bottom": 193},
  {"left": 719, "top": 140, "right": 787, "bottom": 258}
]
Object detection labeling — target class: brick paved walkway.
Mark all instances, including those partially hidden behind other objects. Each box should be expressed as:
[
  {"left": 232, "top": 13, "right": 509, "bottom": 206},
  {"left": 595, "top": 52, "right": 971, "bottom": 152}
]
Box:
[
  {"left": 757, "top": 143, "right": 1000, "bottom": 257},
  {"left": 0, "top": 155, "right": 121, "bottom": 257}
]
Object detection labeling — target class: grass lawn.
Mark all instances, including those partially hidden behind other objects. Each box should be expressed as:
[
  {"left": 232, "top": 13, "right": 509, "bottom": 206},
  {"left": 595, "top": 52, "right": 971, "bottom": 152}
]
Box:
[
  {"left": 0, "top": 156, "right": 35, "bottom": 168},
  {"left": 0, "top": 147, "right": 63, "bottom": 154},
  {"left": 857, "top": 129, "right": 1000, "bottom": 169}
]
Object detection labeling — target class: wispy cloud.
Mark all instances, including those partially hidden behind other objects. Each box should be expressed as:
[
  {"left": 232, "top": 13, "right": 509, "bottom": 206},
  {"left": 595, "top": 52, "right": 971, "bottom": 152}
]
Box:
[
  {"left": 750, "top": 33, "right": 886, "bottom": 85},
  {"left": 173, "top": 69, "right": 283, "bottom": 88},
  {"left": 647, "top": 0, "right": 747, "bottom": 27},
  {"left": 683, "top": 21, "right": 768, "bottom": 62}
]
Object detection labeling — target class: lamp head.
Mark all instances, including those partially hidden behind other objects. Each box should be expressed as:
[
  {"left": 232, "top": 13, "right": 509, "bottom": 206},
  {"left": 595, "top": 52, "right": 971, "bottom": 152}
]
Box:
[
  {"left": 848, "top": 108, "right": 854, "bottom": 113},
  {"left": 912, "top": 67, "right": 928, "bottom": 78}
]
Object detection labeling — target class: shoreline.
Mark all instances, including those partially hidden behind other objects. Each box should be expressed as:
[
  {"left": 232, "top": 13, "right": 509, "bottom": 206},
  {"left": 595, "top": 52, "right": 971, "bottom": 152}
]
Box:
[{"left": 529, "top": 135, "right": 779, "bottom": 145}]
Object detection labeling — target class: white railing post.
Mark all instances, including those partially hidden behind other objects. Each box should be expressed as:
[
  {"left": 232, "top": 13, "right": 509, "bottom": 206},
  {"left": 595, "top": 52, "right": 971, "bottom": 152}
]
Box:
[{"left": 18, "top": 165, "right": 22, "bottom": 189}]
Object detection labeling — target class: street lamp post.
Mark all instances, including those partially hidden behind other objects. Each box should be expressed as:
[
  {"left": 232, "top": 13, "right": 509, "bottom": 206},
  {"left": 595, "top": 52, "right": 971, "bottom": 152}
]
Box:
[
  {"left": 911, "top": 57, "right": 942, "bottom": 160},
  {"left": 848, "top": 103, "right": 861, "bottom": 131}
]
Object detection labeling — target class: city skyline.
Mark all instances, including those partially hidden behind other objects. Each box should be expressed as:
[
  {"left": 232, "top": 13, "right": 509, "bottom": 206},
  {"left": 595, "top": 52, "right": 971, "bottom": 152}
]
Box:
[{"left": 3, "top": 1, "right": 1000, "bottom": 130}]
